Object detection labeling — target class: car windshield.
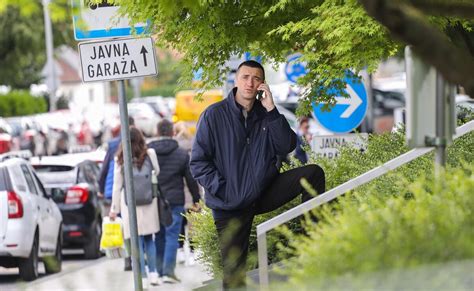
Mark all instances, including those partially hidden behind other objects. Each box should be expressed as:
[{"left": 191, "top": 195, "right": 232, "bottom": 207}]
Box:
[{"left": 33, "top": 165, "right": 77, "bottom": 185}]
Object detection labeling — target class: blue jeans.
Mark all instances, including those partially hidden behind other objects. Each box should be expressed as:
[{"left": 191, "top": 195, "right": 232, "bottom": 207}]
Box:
[
  {"left": 155, "top": 205, "right": 184, "bottom": 277},
  {"left": 138, "top": 234, "right": 157, "bottom": 277}
]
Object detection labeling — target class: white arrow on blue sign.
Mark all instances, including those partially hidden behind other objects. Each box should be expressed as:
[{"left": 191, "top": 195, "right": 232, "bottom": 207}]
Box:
[
  {"left": 285, "top": 53, "right": 308, "bottom": 84},
  {"left": 313, "top": 74, "right": 368, "bottom": 133}
]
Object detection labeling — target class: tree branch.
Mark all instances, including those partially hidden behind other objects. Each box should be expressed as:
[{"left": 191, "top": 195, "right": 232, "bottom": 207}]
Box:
[
  {"left": 359, "top": 0, "right": 474, "bottom": 96},
  {"left": 408, "top": 0, "right": 474, "bottom": 18}
]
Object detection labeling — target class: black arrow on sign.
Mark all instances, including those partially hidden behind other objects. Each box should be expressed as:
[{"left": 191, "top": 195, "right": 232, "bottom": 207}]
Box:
[{"left": 140, "top": 46, "right": 148, "bottom": 67}]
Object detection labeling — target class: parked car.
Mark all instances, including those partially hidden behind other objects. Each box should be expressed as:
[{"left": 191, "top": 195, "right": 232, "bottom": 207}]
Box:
[
  {"left": 131, "top": 96, "right": 173, "bottom": 119},
  {"left": 31, "top": 154, "right": 104, "bottom": 259},
  {"left": 0, "top": 157, "right": 63, "bottom": 281},
  {"left": 5, "top": 116, "right": 43, "bottom": 155},
  {"left": 0, "top": 118, "right": 13, "bottom": 154},
  {"left": 127, "top": 102, "right": 161, "bottom": 137}
]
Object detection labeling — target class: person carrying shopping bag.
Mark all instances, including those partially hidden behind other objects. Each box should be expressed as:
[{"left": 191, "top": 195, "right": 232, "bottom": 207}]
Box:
[{"left": 109, "top": 127, "right": 161, "bottom": 288}]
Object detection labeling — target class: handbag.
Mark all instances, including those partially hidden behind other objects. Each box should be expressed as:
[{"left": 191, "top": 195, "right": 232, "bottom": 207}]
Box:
[
  {"left": 152, "top": 175, "right": 173, "bottom": 227},
  {"left": 147, "top": 149, "right": 173, "bottom": 227}
]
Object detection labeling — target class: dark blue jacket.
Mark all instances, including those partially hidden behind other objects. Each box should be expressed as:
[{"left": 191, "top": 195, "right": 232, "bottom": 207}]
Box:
[
  {"left": 294, "top": 135, "right": 308, "bottom": 164},
  {"left": 148, "top": 138, "right": 200, "bottom": 206},
  {"left": 190, "top": 88, "right": 296, "bottom": 211}
]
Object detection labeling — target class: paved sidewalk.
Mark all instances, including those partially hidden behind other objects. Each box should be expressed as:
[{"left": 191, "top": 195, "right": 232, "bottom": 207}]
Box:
[{"left": 7, "top": 257, "right": 213, "bottom": 291}]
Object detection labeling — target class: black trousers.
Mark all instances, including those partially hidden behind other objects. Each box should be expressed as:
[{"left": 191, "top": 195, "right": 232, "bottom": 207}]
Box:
[{"left": 214, "top": 164, "right": 326, "bottom": 289}]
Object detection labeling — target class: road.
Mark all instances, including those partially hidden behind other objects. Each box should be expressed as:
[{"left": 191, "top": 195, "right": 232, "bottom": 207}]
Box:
[
  {"left": 0, "top": 251, "right": 103, "bottom": 290},
  {"left": 0, "top": 250, "right": 212, "bottom": 290}
]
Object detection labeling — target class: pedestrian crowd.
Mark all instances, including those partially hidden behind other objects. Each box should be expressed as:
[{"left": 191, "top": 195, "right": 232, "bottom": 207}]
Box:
[{"left": 99, "top": 118, "right": 200, "bottom": 288}]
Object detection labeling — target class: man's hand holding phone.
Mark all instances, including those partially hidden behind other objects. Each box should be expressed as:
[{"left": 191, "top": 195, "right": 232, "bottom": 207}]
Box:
[{"left": 257, "top": 83, "right": 275, "bottom": 112}]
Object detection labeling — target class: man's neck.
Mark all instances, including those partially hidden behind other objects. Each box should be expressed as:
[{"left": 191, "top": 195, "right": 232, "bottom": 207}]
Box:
[{"left": 235, "top": 94, "right": 255, "bottom": 112}]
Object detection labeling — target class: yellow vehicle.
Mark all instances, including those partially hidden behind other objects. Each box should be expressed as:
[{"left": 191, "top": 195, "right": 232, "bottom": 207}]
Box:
[{"left": 173, "top": 89, "right": 223, "bottom": 134}]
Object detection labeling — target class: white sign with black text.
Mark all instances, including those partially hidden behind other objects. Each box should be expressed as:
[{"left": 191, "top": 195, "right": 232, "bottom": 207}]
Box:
[
  {"left": 311, "top": 133, "right": 369, "bottom": 159},
  {"left": 79, "top": 37, "right": 157, "bottom": 83}
]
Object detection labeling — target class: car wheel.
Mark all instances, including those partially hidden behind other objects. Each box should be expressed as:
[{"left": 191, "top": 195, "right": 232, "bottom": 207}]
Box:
[
  {"left": 44, "top": 229, "right": 62, "bottom": 274},
  {"left": 84, "top": 222, "right": 101, "bottom": 260},
  {"left": 19, "top": 233, "right": 39, "bottom": 281}
]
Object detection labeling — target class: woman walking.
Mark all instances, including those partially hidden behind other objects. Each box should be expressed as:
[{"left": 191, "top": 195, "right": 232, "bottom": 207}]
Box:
[{"left": 109, "top": 127, "right": 161, "bottom": 288}]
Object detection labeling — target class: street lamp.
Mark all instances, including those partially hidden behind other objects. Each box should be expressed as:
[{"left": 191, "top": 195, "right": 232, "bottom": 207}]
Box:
[{"left": 42, "top": 0, "right": 58, "bottom": 111}]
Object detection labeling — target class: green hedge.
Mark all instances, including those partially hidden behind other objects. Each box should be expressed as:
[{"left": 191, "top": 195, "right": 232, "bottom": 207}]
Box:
[
  {"left": 0, "top": 90, "right": 47, "bottom": 117},
  {"left": 278, "top": 164, "right": 474, "bottom": 288},
  {"left": 188, "top": 112, "right": 474, "bottom": 278}
]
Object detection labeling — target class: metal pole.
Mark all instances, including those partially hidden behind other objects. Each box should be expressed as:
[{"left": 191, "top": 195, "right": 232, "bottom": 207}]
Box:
[
  {"left": 118, "top": 80, "right": 143, "bottom": 291},
  {"left": 435, "top": 72, "right": 446, "bottom": 175},
  {"left": 42, "top": 0, "right": 57, "bottom": 111},
  {"left": 257, "top": 232, "right": 269, "bottom": 289}
]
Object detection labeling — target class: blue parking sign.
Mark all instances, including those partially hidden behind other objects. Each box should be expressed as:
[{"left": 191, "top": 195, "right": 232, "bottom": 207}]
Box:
[
  {"left": 285, "top": 53, "right": 308, "bottom": 84},
  {"left": 313, "top": 74, "right": 368, "bottom": 133}
]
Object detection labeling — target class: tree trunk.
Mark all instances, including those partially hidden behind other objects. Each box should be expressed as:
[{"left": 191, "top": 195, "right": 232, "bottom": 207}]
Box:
[{"left": 359, "top": 0, "right": 474, "bottom": 96}]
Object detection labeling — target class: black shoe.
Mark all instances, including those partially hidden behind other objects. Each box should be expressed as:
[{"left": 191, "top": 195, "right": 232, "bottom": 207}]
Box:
[{"left": 124, "top": 257, "right": 132, "bottom": 271}]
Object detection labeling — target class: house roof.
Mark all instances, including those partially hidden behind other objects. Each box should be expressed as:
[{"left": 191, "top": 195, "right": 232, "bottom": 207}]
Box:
[{"left": 56, "top": 46, "right": 82, "bottom": 84}]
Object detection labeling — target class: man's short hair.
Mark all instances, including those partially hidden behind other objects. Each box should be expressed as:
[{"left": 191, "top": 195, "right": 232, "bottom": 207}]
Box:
[
  {"left": 157, "top": 119, "right": 174, "bottom": 137},
  {"left": 129, "top": 116, "right": 135, "bottom": 126},
  {"left": 237, "top": 60, "right": 265, "bottom": 80}
]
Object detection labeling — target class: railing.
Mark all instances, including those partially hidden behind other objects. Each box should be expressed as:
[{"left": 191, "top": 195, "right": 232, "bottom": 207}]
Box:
[{"left": 257, "top": 120, "right": 474, "bottom": 288}]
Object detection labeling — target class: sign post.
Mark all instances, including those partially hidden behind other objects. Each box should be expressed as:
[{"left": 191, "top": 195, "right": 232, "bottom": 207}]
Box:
[
  {"left": 117, "top": 80, "right": 142, "bottom": 291},
  {"left": 73, "top": 2, "right": 156, "bottom": 290},
  {"left": 405, "top": 46, "right": 455, "bottom": 176}
]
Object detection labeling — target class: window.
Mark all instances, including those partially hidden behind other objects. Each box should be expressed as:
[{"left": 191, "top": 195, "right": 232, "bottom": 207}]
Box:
[
  {"left": 9, "top": 165, "right": 26, "bottom": 192},
  {"left": 21, "top": 164, "right": 38, "bottom": 195},
  {"left": 33, "top": 172, "right": 48, "bottom": 198},
  {"left": 82, "top": 164, "right": 98, "bottom": 184}
]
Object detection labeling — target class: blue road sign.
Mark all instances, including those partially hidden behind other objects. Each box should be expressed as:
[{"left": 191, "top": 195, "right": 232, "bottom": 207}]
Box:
[
  {"left": 193, "top": 68, "right": 203, "bottom": 82},
  {"left": 313, "top": 74, "right": 368, "bottom": 133},
  {"left": 285, "top": 53, "right": 308, "bottom": 84},
  {"left": 72, "top": 0, "right": 148, "bottom": 40},
  {"left": 244, "top": 52, "right": 263, "bottom": 63}
]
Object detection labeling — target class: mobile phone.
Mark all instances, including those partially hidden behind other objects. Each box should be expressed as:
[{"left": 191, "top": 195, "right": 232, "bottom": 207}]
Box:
[{"left": 257, "top": 90, "right": 264, "bottom": 100}]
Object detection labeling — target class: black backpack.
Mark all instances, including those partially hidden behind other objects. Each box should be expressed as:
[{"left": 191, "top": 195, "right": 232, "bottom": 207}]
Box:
[{"left": 125, "top": 156, "right": 154, "bottom": 206}]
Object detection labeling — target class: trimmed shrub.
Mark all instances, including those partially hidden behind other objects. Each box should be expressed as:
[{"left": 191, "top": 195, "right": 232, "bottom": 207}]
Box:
[
  {"left": 279, "top": 164, "right": 474, "bottom": 288},
  {"left": 0, "top": 90, "right": 47, "bottom": 117}
]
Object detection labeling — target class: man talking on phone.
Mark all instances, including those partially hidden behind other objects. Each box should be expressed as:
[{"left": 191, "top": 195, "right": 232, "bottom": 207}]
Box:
[{"left": 190, "top": 60, "right": 325, "bottom": 289}]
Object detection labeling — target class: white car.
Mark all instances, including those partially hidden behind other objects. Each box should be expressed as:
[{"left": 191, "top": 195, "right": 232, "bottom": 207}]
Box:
[
  {"left": 0, "top": 157, "right": 63, "bottom": 281},
  {"left": 127, "top": 102, "right": 161, "bottom": 137}
]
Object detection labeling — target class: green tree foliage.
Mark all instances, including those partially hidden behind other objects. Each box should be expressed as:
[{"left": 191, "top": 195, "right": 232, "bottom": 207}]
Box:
[
  {"left": 142, "top": 50, "right": 185, "bottom": 97},
  {"left": 0, "top": 0, "right": 73, "bottom": 88},
  {"left": 115, "top": 0, "right": 473, "bottom": 114},
  {"left": 0, "top": 91, "right": 47, "bottom": 116}
]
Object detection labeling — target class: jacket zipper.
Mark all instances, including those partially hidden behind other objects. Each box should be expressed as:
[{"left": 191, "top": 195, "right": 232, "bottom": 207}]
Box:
[{"left": 242, "top": 109, "right": 258, "bottom": 198}]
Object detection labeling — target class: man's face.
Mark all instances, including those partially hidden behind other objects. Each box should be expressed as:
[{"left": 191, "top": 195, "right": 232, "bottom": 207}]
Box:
[
  {"left": 300, "top": 121, "right": 310, "bottom": 134},
  {"left": 235, "top": 66, "right": 264, "bottom": 100}
]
